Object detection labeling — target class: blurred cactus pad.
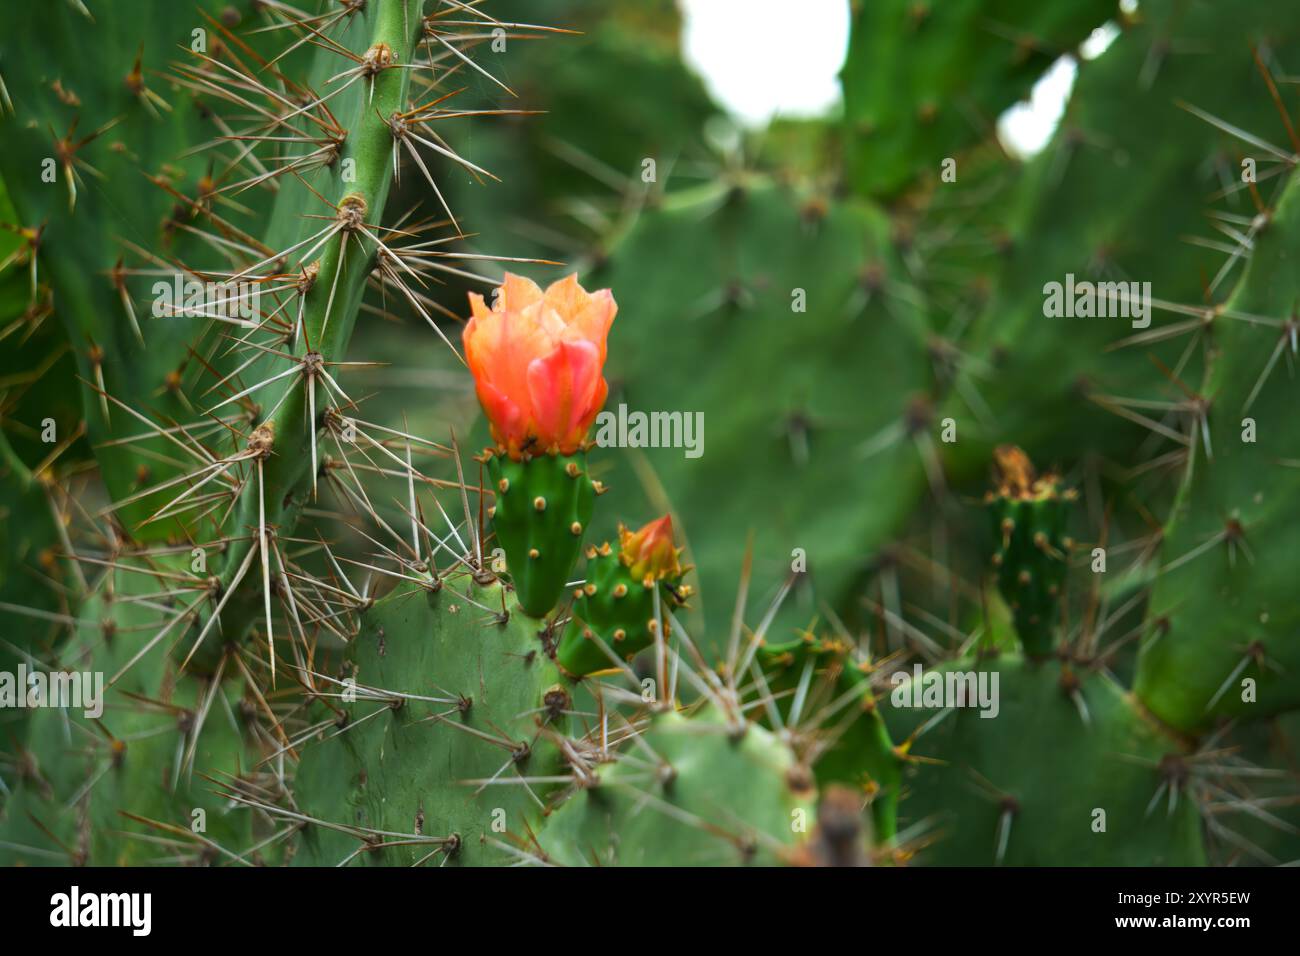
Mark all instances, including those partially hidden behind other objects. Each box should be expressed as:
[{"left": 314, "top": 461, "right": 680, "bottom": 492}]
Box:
[{"left": 0, "top": 0, "right": 1298, "bottom": 870}]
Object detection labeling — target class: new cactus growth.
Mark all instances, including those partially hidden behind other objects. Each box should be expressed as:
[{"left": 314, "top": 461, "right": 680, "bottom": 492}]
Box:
[
  {"left": 555, "top": 514, "right": 690, "bottom": 677},
  {"left": 986, "top": 445, "right": 1075, "bottom": 658}
]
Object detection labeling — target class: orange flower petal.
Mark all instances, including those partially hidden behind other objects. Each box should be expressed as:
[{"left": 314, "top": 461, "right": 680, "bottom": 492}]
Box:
[
  {"left": 526, "top": 339, "right": 604, "bottom": 454},
  {"left": 474, "top": 377, "right": 528, "bottom": 456},
  {"left": 499, "top": 273, "right": 544, "bottom": 312},
  {"left": 464, "top": 272, "right": 615, "bottom": 458}
]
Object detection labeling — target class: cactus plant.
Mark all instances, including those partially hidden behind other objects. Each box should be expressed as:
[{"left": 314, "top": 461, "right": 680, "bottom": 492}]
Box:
[
  {"left": 290, "top": 578, "right": 570, "bottom": 866},
  {"left": 1, "top": 0, "right": 1299, "bottom": 873},
  {"left": 462, "top": 272, "right": 616, "bottom": 617},
  {"left": 938, "top": 0, "right": 1300, "bottom": 477},
  {"left": 0, "top": 0, "right": 548, "bottom": 863},
  {"left": 842, "top": 0, "right": 1117, "bottom": 199},
  {"left": 1135, "top": 150, "right": 1300, "bottom": 730},
  {"left": 538, "top": 705, "right": 816, "bottom": 867},
  {"left": 580, "top": 179, "right": 932, "bottom": 647}
]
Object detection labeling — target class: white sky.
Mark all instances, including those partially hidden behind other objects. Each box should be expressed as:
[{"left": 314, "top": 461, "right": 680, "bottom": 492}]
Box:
[
  {"left": 678, "top": 1, "right": 1124, "bottom": 160},
  {"left": 679, "top": 0, "right": 850, "bottom": 127}
]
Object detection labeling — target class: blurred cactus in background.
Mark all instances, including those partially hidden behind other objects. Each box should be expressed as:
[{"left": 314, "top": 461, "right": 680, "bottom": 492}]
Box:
[{"left": 0, "top": 0, "right": 1297, "bottom": 869}]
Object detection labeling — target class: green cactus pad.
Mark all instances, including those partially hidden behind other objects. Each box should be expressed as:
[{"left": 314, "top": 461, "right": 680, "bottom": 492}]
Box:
[
  {"left": 941, "top": 0, "right": 1300, "bottom": 477},
  {"left": 882, "top": 654, "right": 1205, "bottom": 866},
  {"left": 584, "top": 180, "right": 930, "bottom": 650},
  {"left": 292, "top": 579, "right": 568, "bottom": 866},
  {"left": 757, "top": 636, "right": 903, "bottom": 844},
  {"left": 842, "top": 0, "right": 1115, "bottom": 199},
  {"left": 0, "top": 555, "right": 270, "bottom": 866},
  {"left": 1136, "top": 169, "right": 1300, "bottom": 730},
  {"left": 539, "top": 706, "right": 816, "bottom": 866}
]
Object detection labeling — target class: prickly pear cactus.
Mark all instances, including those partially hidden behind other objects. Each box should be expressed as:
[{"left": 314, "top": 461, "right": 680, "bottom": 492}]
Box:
[
  {"left": 842, "top": 0, "right": 1117, "bottom": 199},
  {"left": 539, "top": 706, "right": 816, "bottom": 867},
  {"left": 0, "top": 0, "right": 538, "bottom": 864},
  {"left": 583, "top": 180, "right": 932, "bottom": 647},
  {"left": 1135, "top": 152, "right": 1300, "bottom": 731},
  {"left": 0, "top": 553, "right": 274, "bottom": 865},
  {"left": 3, "top": 0, "right": 1300, "bottom": 872},
  {"left": 939, "top": 0, "right": 1300, "bottom": 476},
  {"left": 883, "top": 654, "right": 1207, "bottom": 866},
  {"left": 291, "top": 580, "right": 569, "bottom": 866}
]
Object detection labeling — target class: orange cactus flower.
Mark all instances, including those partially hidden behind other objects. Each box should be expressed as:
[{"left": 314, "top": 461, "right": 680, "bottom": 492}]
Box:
[
  {"left": 463, "top": 273, "right": 616, "bottom": 458},
  {"left": 619, "top": 515, "right": 682, "bottom": 585}
]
